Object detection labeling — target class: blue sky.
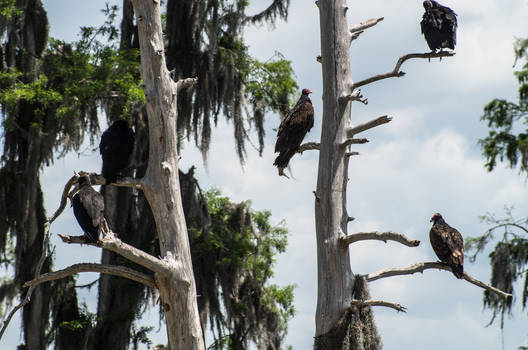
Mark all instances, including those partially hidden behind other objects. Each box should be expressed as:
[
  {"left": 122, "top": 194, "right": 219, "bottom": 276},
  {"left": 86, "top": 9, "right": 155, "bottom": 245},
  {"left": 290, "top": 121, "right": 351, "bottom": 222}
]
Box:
[{"left": 2, "top": 0, "right": 528, "bottom": 349}]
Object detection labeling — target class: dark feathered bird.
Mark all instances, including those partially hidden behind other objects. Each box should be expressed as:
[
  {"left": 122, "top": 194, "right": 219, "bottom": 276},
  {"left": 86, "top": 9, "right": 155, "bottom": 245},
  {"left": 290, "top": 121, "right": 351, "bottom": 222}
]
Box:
[
  {"left": 273, "top": 88, "right": 314, "bottom": 174},
  {"left": 429, "top": 213, "right": 464, "bottom": 279},
  {"left": 421, "top": 0, "right": 457, "bottom": 52},
  {"left": 72, "top": 175, "right": 105, "bottom": 243},
  {"left": 99, "top": 120, "right": 135, "bottom": 184}
]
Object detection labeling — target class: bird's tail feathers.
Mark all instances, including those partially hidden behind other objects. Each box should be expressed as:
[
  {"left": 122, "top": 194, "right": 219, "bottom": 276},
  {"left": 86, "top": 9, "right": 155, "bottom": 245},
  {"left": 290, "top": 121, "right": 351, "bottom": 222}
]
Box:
[{"left": 273, "top": 149, "right": 297, "bottom": 169}]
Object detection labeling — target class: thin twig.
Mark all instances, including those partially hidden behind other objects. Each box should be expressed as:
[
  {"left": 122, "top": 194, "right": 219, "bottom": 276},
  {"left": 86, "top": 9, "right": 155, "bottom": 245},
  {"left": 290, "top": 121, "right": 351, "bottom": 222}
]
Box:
[
  {"left": 350, "top": 299, "right": 407, "bottom": 313},
  {"left": 341, "top": 231, "right": 420, "bottom": 247},
  {"left": 365, "top": 261, "right": 512, "bottom": 299},
  {"left": 347, "top": 115, "right": 392, "bottom": 137},
  {"left": 353, "top": 51, "right": 455, "bottom": 89},
  {"left": 23, "top": 263, "right": 156, "bottom": 290}
]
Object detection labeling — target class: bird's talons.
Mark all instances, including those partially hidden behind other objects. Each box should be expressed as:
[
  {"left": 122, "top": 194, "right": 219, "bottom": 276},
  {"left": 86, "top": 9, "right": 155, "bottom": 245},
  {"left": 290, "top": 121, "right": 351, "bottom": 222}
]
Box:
[{"left": 278, "top": 168, "right": 290, "bottom": 179}]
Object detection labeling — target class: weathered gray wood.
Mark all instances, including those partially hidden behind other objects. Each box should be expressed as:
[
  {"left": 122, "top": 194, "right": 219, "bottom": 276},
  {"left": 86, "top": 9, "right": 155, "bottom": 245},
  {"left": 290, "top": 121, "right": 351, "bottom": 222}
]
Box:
[
  {"left": 315, "top": 0, "right": 355, "bottom": 337},
  {"left": 130, "top": 1, "right": 204, "bottom": 349}
]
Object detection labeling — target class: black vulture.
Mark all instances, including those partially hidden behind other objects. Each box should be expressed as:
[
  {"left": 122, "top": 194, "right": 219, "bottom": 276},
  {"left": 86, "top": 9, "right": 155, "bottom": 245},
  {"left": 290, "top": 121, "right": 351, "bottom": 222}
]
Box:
[
  {"left": 421, "top": 0, "right": 457, "bottom": 52},
  {"left": 72, "top": 175, "right": 105, "bottom": 243},
  {"left": 429, "top": 213, "right": 464, "bottom": 279},
  {"left": 273, "top": 88, "right": 314, "bottom": 175},
  {"left": 99, "top": 119, "right": 135, "bottom": 184}
]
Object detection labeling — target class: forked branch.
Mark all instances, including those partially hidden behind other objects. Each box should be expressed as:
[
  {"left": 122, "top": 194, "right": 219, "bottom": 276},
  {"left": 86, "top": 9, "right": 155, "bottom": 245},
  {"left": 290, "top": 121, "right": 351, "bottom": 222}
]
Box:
[
  {"left": 353, "top": 51, "right": 455, "bottom": 89},
  {"left": 341, "top": 231, "right": 420, "bottom": 247},
  {"left": 366, "top": 261, "right": 512, "bottom": 299},
  {"left": 23, "top": 263, "right": 156, "bottom": 290},
  {"left": 349, "top": 17, "right": 384, "bottom": 44},
  {"left": 347, "top": 115, "right": 392, "bottom": 137},
  {"left": 350, "top": 299, "right": 407, "bottom": 313},
  {"left": 340, "top": 89, "right": 368, "bottom": 105}
]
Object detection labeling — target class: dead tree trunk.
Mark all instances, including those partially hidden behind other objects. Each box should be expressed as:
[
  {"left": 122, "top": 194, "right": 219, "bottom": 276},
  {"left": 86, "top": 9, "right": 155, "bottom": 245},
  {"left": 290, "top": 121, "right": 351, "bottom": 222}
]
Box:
[{"left": 129, "top": 1, "right": 204, "bottom": 349}]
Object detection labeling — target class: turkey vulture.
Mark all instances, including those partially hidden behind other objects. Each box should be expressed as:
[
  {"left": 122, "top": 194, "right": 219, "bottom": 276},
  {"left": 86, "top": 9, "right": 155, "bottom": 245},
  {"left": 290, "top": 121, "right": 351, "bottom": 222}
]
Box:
[
  {"left": 273, "top": 88, "right": 314, "bottom": 175},
  {"left": 72, "top": 175, "right": 105, "bottom": 243},
  {"left": 429, "top": 213, "right": 464, "bottom": 278},
  {"left": 421, "top": 0, "right": 457, "bottom": 52},
  {"left": 99, "top": 119, "right": 135, "bottom": 184}
]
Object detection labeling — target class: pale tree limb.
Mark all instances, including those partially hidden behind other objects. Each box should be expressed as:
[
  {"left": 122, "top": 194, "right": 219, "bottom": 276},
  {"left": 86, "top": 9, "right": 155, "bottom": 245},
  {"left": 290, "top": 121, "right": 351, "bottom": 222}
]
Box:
[
  {"left": 22, "top": 263, "right": 156, "bottom": 290},
  {"left": 58, "top": 231, "right": 170, "bottom": 276},
  {"left": 341, "top": 231, "right": 420, "bottom": 247},
  {"left": 340, "top": 89, "right": 368, "bottom": 105},
  {"left": 345, "top": 151, "right": 360, "bottom": 158},
  {"left": 346, "top": 115, "right": 392, "bottom": 137},
  {"left": 366, "top": 261, "right": 512, "bottom": 299},
  {"left": 348, "top": 17, "right": 384, "bottom": 44},
  {"left": 176, "top": 77, "right": 198, "bottom": 92},
  {"left": 298, "top": 142, "right": 321, "bottom": 153},
  {"left": 353, "top": 51, "right": 456, "bottom": 89},
  {"left": 350, "top": 17, "right": 384, "bottom": 34},
  {"left": 350, "top": 299, "right": 407, "bottom": 313},
  {"left": 341, "top": 138, "right": 369, "bottom": 148}
]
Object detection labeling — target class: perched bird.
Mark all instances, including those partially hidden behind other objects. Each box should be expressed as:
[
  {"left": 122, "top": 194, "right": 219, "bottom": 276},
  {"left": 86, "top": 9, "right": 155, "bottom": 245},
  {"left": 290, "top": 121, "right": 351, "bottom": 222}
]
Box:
[
  {"left": 421, "top": 0, "right": 457, "bottom": 52},
  {"left": 273, "top": 88, "right": 314, "bottom": 175},
  {"left": 99, "top": 119, "right": 135, "bottom": 184},
  {"left": 72, "top": 175, "right": 105, "bottom": 243},
  {"left": 429, "top": 213, "right": 464, "bottom": 279}
]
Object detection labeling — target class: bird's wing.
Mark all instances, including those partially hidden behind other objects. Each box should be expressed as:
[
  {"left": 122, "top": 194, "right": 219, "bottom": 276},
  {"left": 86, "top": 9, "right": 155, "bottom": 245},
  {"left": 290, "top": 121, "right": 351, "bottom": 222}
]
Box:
[
  {"left": 99, "top": 129, "right": 112, "bottom": 156},
  {"left": 80, "top": 188, "right": 105, "bottom": 227},
  {"left": 446, "top": 226, "right": 464, "bottom": 264},
  {"left": 275, "top": 101, "right": 313, "bottom": 153}
]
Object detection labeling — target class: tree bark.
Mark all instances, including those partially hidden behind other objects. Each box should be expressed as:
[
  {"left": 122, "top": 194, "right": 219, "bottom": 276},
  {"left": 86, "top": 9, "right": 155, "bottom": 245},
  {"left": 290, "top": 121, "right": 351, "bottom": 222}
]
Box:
[
  {"left": 315, "top": 0, "right": 354, "bottom": 338},
  {"left": 129, "top": 1, "right": 204, "bottom": 349}
]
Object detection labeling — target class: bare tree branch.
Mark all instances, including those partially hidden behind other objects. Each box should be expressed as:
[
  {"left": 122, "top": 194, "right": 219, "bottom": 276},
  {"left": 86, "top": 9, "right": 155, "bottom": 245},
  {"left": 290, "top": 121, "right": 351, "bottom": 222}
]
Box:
[
  {"left": 176, "top": 77, "right": 198, "bottom": 92},
  {"left": 22, "top": 263, "right": 156, "bottom": 290},
  {"left": 298, "top": 142, "right": 321, "bottom": 153},
  {"left": 349, "top": 17, "right": 384, "bottom": 34},
  {"left": 365, "top": 261, "right": 512, "bottom": 299},
  {"left": 341, "top": 138, "right": 369, "bottom": 148},
  {"left": 346, "top": 115, "right": 392, "bottom": 137},
  {"left": 58, "top": 231, "right": 170, "bottom": 275},
  {"left": 341, "top": 231, "right": 420, "bottom": 247},
  {"left": 353, "top": 51, "right": 456, "bottom": 89},
  {"left": 350, "top": 299, "right": 407, "bottom": 313},
  {"left": 345, "top": 151, "right": 360, "bottom": 158},
  {"left": 340, "top": 89, "right": 368, "bottom": 104}
]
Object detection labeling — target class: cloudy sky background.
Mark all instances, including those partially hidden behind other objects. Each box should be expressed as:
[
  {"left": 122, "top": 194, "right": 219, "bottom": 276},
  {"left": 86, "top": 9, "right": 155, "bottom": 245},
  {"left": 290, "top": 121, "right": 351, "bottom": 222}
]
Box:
[{"left": 2, "top": 0, "right": 528, "bottom": 349}]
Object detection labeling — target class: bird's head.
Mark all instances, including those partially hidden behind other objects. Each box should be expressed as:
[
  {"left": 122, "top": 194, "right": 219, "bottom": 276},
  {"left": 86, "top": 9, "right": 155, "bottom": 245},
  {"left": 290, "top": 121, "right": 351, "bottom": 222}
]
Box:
[
  {"left": 430, "top": 212, "right": 443, "bottom": 223},
  {"left": 423, "top": 0, "right": 434, "bottom": 10},
  {"left": 301, "top": 88, "right": 312, "bottom": 96}
]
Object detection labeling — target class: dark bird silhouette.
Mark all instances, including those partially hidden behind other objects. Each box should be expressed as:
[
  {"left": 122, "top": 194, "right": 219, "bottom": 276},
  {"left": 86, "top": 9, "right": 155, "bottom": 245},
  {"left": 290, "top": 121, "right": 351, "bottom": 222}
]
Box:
[
  {"left": 99, "top": 119, "right": 135, "bottom": 184},
  {"left": 429, "top": 213, "right": 464, "bottom": 278},
  {"left": 421, "top": 0, "right": 457, "bottom": 52},
  {"left": 273, "top": 88, "right": 314, "bottom": 175},
  {"left": 72, "top": 175, "right": 105, "bottom": 243}
]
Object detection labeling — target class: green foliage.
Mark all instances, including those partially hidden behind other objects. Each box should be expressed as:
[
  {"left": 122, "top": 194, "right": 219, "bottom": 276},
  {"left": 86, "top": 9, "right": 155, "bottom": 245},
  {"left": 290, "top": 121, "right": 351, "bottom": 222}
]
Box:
[
  {"left": 58, "top": 303, "right": 96, "bottom": 332},
  {"left": 479, "top": 37, "right": 528, "bottom": 172},
  {"left": 192, "top": 189, "right": 295, "bottom": 350},
  {"left": 466, "top": 208, "right": 528, "bottom": 330},
  {"left": 0, "top": 0, "right": 21, "bottom": 21}
]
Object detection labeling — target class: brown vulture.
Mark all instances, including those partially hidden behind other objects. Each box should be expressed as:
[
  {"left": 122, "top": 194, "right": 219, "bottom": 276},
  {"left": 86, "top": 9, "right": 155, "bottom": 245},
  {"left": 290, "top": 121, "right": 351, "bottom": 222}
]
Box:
[
  {"left": 421, "top": 0, "right": 457, "bottom": 52},
  {"left": 429, "top": 213, "right": 464, "bottom": 278},
  {"left": 72, "top": 175, "right": 105, "bottom": 243},
  {"left": 273, "top": 88, "right": 314, "bottom": 175},
  {"left": 99, "top": 119, "right": 135, "bottom": 184}
]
